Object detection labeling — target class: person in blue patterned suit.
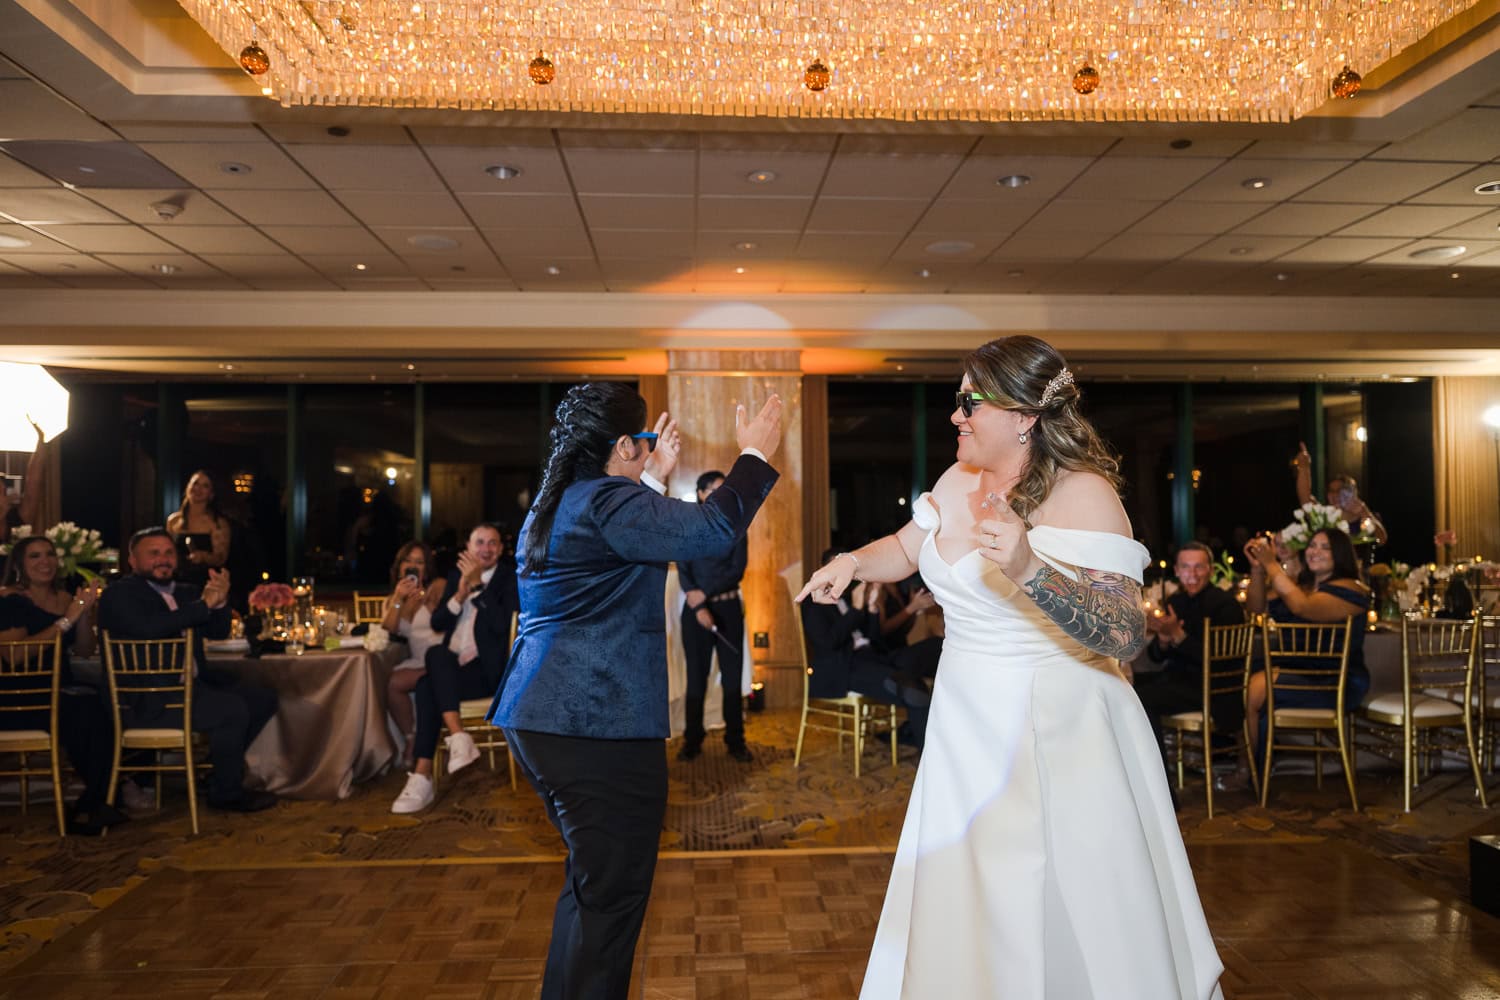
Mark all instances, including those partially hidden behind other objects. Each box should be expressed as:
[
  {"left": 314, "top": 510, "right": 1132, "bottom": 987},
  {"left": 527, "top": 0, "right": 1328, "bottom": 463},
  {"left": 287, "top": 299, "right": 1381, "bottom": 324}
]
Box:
[{"left": 491, "top": 382, "right": 782, "bottom": 1000}]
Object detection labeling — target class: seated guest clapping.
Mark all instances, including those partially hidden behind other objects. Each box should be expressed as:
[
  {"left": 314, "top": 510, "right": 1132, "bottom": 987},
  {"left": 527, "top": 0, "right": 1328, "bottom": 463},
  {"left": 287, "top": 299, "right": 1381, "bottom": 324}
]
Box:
[
  {"left": 800, "top": 550, "right": 942, "bottom": 748},
  {"left": 1132, "top": 542, "right": 1246, "bottom": 786},
  {"left": 97, "top": 528, "right": 278, "bottom": 813},
  {"left": 390, "top": 522, "right": 518, "bottom": 814}
]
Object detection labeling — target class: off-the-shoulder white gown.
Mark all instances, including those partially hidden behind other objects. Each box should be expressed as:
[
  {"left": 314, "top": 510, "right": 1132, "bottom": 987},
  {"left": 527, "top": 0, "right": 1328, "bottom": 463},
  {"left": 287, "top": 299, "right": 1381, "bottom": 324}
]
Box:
[{"left": 860, "top": 494, "right": 1224, "bottom": 1000}]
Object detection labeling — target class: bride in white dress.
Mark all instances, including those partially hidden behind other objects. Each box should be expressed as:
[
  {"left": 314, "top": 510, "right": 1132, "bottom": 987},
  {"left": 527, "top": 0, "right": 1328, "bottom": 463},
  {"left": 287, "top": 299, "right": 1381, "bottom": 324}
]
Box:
[{"left": 798, "top": 336, "right": 1223, "bottom": 999}]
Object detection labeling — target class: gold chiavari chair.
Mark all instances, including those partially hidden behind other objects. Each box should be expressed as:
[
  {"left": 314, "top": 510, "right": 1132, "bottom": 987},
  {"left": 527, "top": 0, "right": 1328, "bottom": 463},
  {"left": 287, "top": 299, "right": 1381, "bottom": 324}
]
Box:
[
  {"left": 1259, "top": 618, "right": 1359, "bottom": 812},
  {"left": 1479, "top": 616, "right": 1500, "bottom": 773},
  {"left": 352, "top": 592, "right": 387, "bottom": 625},
  {"left": 101, "top": 629, "right": 208, "bottom": 835},
  {"left": 1161, "top": 621, "right": 1256, "bottom": 818},
  {"left": 1356, "top": 615, "right": 1488, "bottom": 812},
  {"left": 0, "top": 635, "right": 67, "bottom": 835},
  {"left": 791, "top": 599, "right": 898, "bottom": 779},
  {"left": 436, "top": 610, "right": 519, "bottom": 790}
]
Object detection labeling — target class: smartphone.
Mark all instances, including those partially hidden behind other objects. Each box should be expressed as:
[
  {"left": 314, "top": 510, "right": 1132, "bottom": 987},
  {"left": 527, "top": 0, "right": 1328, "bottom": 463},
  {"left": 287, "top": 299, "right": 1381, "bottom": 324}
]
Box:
[
  {"left": 403, "top": 568, "right": 421, "bottom": 581},
  {"left": 1336, "top": 485, "right": 1357, "bottom": 507}
]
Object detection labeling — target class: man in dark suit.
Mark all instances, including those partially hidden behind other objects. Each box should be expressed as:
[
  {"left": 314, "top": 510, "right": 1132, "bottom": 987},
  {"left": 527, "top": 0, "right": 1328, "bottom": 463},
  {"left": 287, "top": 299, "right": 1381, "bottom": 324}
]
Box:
[
  {"left": 1133, "top": 541, "right": 1246, "bottom": 786},
  {"left": 96, "top": 527, "right": 278, "bottom": 812},
  {"left": 389, "top": 521, "right": 518, "bottom": 814},
  {"left": 677, "top": 469, "right": 751, "bottom": 763},
  {"left": 800, "top": 548, "right": 940, "bottom": 748},
  {"left": 492, "top": 384, "right": 781, "bottom": 1000}
]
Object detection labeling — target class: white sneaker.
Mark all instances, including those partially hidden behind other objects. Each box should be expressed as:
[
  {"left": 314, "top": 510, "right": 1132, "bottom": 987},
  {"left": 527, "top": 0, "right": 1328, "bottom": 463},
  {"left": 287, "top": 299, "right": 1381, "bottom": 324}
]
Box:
[
  {"left": 445, "top": 731, "right": 481, "bottom": 774},
  {"left": 118, "top": 780, "right": 154, "bottom": 813},
  {"left": 390, "top": 772, "right": 434, "bottom": 814}
]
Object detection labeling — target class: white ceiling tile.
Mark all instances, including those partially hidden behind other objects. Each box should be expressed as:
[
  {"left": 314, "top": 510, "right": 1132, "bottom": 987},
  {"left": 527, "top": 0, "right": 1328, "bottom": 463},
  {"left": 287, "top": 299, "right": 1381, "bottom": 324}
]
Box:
[
  {"left": 990, "top": 231, "right": 1108, "bottom": 261},
  {"left": 1065, "top": 157, "right": 1226, "bottom": 200},
  {"left": 1013, "top": 199, "right": 1159, "bottom": 235},
  {"left": 1404, "top": 165, "right": 1500, "bottom": 206},
  {"left": 1087, "top": 233, "right": 1208, "bottom": 261},
  {"left": 503, "top": 258, "right": 602, "bottom": 288},
  {"left": 0, "top": 153, "right": 52, "bottom": 187},
  {"left": 1274, "top": 238, "right": 1412, "bottom": 264},
  {"left": 287, "top": 144, "right": 445, "bottom": 192},
  {"left": 947, "top": 261, "right": 1060, "bottom": 292},
  {"left": 579, "top": 195, "right": 693, "bottom": 230},
  {"left": 1332, "top": 205, "right": 1489, "bottom": 238},
  {"left": 335, "top": 190, "right": 468, "bottom": 227},
  {"left": 890, "top": 233, "right": 1007, "bottom": 262},
  {"left": 209, "top": 189, "right": 358, "bottom": 226},
  {"left": 1232, "top": 202, "right": 1379, "bottom": 237},
  {"left": 422, "top": 144, "right": 572, "bottom": 195},
  {"left": 1180, "top": 159, "right": 1350, "bottom": 202},
  {"left": 94, "top": 253, "right": 223, "bottom": 279},
  {"left": 147, "top": 225, "right": 283, "bottom": 255},
  {"left": 940, "top": 155, "right": 1096, "bottom": 200},
  {"left": 914, "top": 199, "right": 1037, "bottom": 233},
  {"left": 820, "top": 152, "right": 963, "bottom": 199},
  {"left": 259, "top": 226, "right": 388, "bottom": 255},
  {"left": 263, "top": 125, "right": 413, "bottom": 145},
  {"left": 592, "top": 230, "right": 694, "bottom": 258},
  {"left": 1368, "top": 109, "right": 1500, "bottom": 162},
  {"left": 397, "top": 251, "right": 507, "bottom": 278},
  {"left": 697, "top": 196, "right": 810, "bottom": 231},
  {"left": 0, "top": 188, "right": 123, "bottom": 224},
  {"left": 458, "top": 193, "right": 584, "bottom": 229},
  {"left": 114, "top": 124, "right": 269, "bottom": 143},
  {"left": 795, "top": 232, "right": 902, "bottom": 259},
  {"left": 1435, "top": 208, "right": 1500, "bottom": 240},
  {"left": 1127, "top": 201, "right": 1265, "bottom": 235},
  {"left": 0, "top": 222, "right": 71, "bottom": 252},
  {"left": 971, "top": 137, "right": 1115, "bottom": 157},
  {"left": 563, "top": 148, "right": 696, "bottom": 195},
  {"left": 693, "top": 232, "right": 799, "bottom": 258},
  {"left": 80, "top": 189, "right": 241, "bottom": 226},
  {"left": 0, "top": 81, "right": 116, "bottom": 141},
  {"left": 409, "top": 127, "right": 556, "bottom": 147},
  {"left": 34, "top": 224, "right": 179, "bottom": 253},
  {"left": 805, "top": 198, "right": 928, "bottom": 233},
  {"left": 1363, "top": 239, "right": 1500, "bottom": 267},
  {"left": 200, "top": 254, "right": 316, "bottom": 276},
  {"left": 486, "top": 228, "right": 595, "bottom": 258},
  {"left": 1107, "top": 138, "right": 1252, "bottom": 158},
  {"left": 52, "top": 275, "right": 156, "bottom": 289},
  {"left": 142, "top": 142, "right": 316, "bottom": 189},
  {"left": 1240, "top": 139, "right": 1383, "bottom": 159},
  {"left": 371, "top": 227, "right": 486, "bottom": 257},
  {"left": 5, "top": 253, "right": 121, "bottom": 275},
  {"left": 1293, "top": 161, "right": 1473, "bottom": 204},
  {"left": 422, "top": 277, "right": 523, "bottom": 291},
  {"left": 241, "top": 276, "right": 341, "bottom": 291},
  {"left": 300, "top": 253, "right": 409, "bottom": 279},
  {"left": 1034, "top": 262, "right": 1157, "bottom": 293},
  {"left": 1182, "top": 236, "right": 1310, "bottom": 262},
  {"left": 697, "top": 150, "right": 831, "bottom": 197}
]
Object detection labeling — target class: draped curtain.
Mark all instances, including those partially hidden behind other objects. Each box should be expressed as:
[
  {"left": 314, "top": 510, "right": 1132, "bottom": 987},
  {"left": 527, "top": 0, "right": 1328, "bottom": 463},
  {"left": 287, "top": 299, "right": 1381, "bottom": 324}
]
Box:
[{"left": 1432, "top": 376, "right": 1500, "bottom": 561}]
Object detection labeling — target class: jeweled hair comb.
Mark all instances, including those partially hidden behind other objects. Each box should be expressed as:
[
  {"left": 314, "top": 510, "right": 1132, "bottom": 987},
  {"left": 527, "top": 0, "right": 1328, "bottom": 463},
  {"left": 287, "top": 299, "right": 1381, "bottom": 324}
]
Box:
[{"left": 1039, "top": 368, "right": 1074, "bottom": 406}]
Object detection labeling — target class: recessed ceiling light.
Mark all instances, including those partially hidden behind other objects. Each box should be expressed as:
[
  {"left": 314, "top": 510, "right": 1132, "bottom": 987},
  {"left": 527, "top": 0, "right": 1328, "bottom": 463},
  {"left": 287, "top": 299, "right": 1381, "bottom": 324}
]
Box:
[
  {"left": 746, "top": 169, "right": 777, "bottom": 184},
  {"left": 219, "top": 363, "right": 234, "bottom": 371},
  {"left": 405, "top": 363, "right": 416, "bottom": 371},
  {"left": 1409, "top": 245, "right": 1466, "bottom": 260},
  {"left": 0, "top": 234, "right": 32, "bottom": 249},
  {"left": 153, "top": 263, "right": 177, "bottom": 275},
  {"left": 732, "top": 241, "right": 758, "bottom": 252},
  {"left": 1006, "top": 269, "right": 1025, "bottom": 278},
  {"left": 1241, "top": 177, "right": 1271, "bottom": 190},
  {"left": 733, "top": 266, "right": 747, "bottom": 274},
  {"left": 353, "top": 263, "right": 368, "bottom": 271},
  {"left": 218, "top": 161, "right": 253, "bottom": 175},
  {"left": 925, "top": 240, "right": 975, "bottom": 256},
  {"left": 545, "top": 265, "right": 562, "bottom": 276},
  {"left": 1274, "top": 272, "right": 1289, "bottom": 281},
  {"left": 1228, "top": 246, "right": 1254, "bottom": 256},
  {"left": 485, "top": 164, "right": 522, "bottom": 180},
  {"left": 77, "top": 165, "right": 96, "bottom": 174},
  {"left": 1474, "top": 180, "right": 1500, "bottom": 195},
  {"left": 995, "top": 174, "right": 1031, "bottom": 188},
  {"left": 406, "top": 234, "right": 460, "bottom": 251},
  {"left": 916, "top": 268, "right": 932, "bottom": 278},
  {"left": 1450, "top": 271, "right": 1462, "bottom": 279}
]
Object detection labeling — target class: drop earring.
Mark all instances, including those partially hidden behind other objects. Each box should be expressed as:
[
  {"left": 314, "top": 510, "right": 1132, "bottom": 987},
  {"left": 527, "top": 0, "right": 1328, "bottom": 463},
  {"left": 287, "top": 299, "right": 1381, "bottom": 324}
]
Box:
[{"left": 1018, "top": 431, "right": 1029, "bottom": 444}]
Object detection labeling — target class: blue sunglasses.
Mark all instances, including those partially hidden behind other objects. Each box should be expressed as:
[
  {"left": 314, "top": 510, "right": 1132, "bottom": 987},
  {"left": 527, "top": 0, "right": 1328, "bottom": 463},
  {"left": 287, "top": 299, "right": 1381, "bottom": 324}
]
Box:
[{"left": 631, "top": 432, "right": 658, "bottom": 452}]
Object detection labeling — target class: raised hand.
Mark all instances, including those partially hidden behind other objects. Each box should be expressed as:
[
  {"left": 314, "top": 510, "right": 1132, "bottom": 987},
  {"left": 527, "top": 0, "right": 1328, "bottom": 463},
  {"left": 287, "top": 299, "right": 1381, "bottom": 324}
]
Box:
[
  {"left": 393, "top": 575, "right": 422, "bottom": 601},
  {"left": 643, "top": 412, "right": 681, "bottom": 483},
  {"left": 735, "top": 395, "right": 783, "bottom": 459},
  {"left": 203, "top": 568, "right": 230, "bottom": 609},
  {"left": 1293, "top": 441, "right": 1311, "bottom": 470},
  {"left": 976, "top": 494, "right": 1034, "bottom": 579}
]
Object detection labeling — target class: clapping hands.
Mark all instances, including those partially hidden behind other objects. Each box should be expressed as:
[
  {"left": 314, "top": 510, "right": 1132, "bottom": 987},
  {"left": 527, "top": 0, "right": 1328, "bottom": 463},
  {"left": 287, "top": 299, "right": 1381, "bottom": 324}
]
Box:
[{"left": 202, "top": 568, "right": 231, "bottom": 609}]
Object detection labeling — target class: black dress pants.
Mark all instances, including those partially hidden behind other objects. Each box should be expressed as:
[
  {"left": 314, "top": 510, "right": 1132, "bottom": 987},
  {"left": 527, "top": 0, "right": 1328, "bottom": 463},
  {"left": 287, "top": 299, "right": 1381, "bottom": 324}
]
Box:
[
  {"left": 132, "top": 668, "right": 277, "bottom": 801},
  {"left": 504, "top": 728, "right": 668, "bottom": 1000},
  {"left": 679, "top": 597, "right": 745, "bottom": 750},
  {"left": 413, "top": 645, "right": 497, "bottom": 761}
]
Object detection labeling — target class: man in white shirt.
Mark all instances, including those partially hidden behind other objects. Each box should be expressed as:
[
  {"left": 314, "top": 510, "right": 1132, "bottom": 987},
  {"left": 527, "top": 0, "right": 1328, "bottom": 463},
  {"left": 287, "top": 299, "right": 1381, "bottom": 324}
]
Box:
[{"left": 391, "top": 522, "right": 518, "bottom": 814}]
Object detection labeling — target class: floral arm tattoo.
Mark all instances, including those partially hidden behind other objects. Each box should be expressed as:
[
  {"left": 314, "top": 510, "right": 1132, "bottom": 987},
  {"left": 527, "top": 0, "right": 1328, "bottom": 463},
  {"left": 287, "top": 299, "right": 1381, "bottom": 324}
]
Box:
[{"left": 1022, "top": 565, "right": 1147, "bottom": 661}]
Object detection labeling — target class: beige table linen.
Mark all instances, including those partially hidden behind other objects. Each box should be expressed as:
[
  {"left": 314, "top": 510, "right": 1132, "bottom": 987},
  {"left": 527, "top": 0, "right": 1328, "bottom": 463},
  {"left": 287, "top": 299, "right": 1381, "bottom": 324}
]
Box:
[{"left": 213, "top": 645, "right": 403, "bottom": 800}]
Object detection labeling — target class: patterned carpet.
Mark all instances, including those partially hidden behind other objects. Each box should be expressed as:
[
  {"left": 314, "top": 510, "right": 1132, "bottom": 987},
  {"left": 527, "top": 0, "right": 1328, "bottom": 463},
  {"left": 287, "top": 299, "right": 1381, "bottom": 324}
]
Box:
[{"left": 1, "top": 709, "right": 1496, "bottom": 975}]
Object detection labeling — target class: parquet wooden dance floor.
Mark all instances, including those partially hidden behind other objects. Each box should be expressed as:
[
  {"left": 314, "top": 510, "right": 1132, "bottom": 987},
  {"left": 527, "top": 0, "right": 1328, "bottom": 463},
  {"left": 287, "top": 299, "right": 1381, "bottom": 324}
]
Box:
[{"left": 2, "top": 840, "right": 1498, "bottom": 999}]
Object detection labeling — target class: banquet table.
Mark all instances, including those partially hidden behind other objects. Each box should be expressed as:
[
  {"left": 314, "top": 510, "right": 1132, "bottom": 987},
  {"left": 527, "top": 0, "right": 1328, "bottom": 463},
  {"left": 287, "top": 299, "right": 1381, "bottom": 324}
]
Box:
[{"left": 208, "top": 641, "right": 404, "bottom": 800}]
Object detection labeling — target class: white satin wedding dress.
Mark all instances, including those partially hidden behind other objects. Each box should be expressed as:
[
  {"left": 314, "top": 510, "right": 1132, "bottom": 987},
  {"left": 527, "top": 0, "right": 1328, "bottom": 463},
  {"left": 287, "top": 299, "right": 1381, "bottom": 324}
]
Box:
[{"left": 860, "top": 494, "right": 1224, "bottom": 1000}]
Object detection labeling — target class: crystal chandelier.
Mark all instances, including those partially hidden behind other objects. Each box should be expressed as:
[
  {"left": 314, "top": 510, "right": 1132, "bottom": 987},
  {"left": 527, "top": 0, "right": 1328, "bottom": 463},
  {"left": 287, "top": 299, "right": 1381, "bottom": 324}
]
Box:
[{"left": 178, "top": 1, "right": 1476, "bottom": 123}]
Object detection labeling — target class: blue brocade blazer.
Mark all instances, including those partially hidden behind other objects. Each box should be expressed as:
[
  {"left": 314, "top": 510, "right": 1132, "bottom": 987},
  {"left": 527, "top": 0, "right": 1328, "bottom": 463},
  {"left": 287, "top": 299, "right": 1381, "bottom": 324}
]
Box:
[{"left": 489, "top": 452, "right": 778, "bottom": 740}]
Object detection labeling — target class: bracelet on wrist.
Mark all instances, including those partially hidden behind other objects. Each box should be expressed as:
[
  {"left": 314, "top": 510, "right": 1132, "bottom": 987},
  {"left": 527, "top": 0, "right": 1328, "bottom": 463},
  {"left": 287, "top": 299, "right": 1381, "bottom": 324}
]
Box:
[
  {"left": 392, "top": 602, "right": 402, "bottom": 611},
  {"left": 836, "top": 551, "right": 862, "bottom": 579}
]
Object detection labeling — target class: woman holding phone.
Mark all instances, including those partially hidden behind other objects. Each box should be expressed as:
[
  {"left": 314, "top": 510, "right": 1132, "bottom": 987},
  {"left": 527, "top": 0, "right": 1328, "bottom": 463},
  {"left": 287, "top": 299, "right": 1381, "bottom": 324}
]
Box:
[
  {"left": 165, "top": 470, "right": 231, "bottom": 587},
  {"left": 382, "top": 541, "right": 446, "bottom": 764}
]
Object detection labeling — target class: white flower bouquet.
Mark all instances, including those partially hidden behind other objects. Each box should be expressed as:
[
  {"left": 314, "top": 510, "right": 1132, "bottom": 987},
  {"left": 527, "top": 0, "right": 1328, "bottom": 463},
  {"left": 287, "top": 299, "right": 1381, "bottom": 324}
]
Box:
[
  {"left": 1278, "top": 502, "right": 1376, "bottom": 552},
  {"left": 362, "top": 623, "right": 390, "bottom": 653},
  {"left": 1, "top": 521, "right": 117, "bottom": 581}
]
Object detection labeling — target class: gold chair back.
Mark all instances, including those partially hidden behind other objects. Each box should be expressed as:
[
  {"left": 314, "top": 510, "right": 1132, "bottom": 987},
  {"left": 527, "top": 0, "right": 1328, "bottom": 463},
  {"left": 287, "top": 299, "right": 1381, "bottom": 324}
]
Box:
[
  {"left": 1388, "top": 615, "right": 1486, "bottom": 810},
  {"left": 1259, "top": 617, "right": 1359, "bottom": 811},
  {"left": 352, "top": 592, "right": 386, "bottom": 624},
  {"left": 1478, "top": 615, "right": 1500, "bottom": 772},
  {"left": 101, "top": 630, "right": 204, "bottom": 835},
  {"left": 0, "top": 635, "right": 66, "bottom": 835},
  {"left": 790, "top": 591, "right": 898, "bottom": 779}
]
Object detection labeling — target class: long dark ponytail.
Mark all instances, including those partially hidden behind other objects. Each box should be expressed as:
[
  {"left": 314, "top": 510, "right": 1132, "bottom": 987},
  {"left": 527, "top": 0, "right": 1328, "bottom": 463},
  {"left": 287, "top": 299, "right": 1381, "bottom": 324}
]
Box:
[{"left": 522, "top": 383, "right": 647, "bottom": 575}]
